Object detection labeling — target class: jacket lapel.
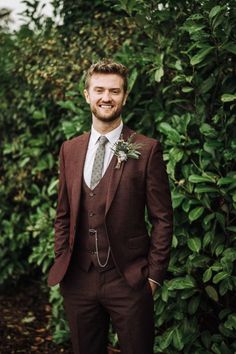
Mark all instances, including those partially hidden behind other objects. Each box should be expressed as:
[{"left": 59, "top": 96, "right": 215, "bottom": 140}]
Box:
[{"left": 105, "top": 125, "right": 134, "bottom": 215}]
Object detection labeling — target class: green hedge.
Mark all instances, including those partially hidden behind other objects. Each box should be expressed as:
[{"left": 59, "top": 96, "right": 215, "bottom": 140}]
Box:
[{"left": 0, "top": 0, "right": 235, "bottom": 352}]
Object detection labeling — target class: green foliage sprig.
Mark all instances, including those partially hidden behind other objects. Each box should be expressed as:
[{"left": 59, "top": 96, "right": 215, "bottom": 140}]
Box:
[{"left": 111, "top": 133, "right": 143, "bottom": 168}]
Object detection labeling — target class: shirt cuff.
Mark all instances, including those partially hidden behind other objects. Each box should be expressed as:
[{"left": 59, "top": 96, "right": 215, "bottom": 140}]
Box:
[{"left": 148, "top": 278, "right": 161, "bottom": 287}]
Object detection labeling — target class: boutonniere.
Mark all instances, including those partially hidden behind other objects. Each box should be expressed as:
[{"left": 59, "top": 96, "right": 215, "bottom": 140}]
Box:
[{"left": 111, "top": 133, "right": 143, "bottom": 169}]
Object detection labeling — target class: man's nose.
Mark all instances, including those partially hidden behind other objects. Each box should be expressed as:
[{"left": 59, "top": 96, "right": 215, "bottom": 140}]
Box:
[{"left": 102, "top": 91, "right": 111, "bottom": 101}]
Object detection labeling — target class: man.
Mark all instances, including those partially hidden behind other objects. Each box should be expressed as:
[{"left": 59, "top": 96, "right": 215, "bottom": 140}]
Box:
[{"left": 48, "top": 59, "right": 173, "bottom": 354}]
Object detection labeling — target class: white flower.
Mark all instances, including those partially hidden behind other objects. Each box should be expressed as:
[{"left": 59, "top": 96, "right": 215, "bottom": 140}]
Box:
[{"left": 118, "top": 151, "right": 128, "bottom": 162}]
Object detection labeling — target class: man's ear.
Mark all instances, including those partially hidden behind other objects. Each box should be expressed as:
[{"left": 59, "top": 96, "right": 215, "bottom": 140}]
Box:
[{"left": 84, "top": 89, "right": 90, "bottom": 104}]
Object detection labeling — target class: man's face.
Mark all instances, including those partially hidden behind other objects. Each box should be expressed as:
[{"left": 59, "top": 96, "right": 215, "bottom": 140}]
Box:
[{"left": 84, "top": 73, "right": 128, "bottom": 123}]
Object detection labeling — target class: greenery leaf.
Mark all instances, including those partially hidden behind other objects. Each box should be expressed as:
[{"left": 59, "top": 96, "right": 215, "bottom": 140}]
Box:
[
  {"left": 221, "top": 94, "right": 236, "bottom": 102},
  {"left": 217, "top": 177, "right": 236, "bottom": 185},
  {"left": 173, "top": 327, "right": 184, "bottom": 350},
  {"left": 190, "top": 47, "right": 214, "bottom": 65},
  {"left": 158, "top": 122, "right": 181, "bottom": 143},
  {"left": 203, "top": 268, "right": 212, "bottom": 283},
  {"left": 213, "top": 272, "right": 229, "bottom": 284},
  {"left": 205, "top": 285, "right": 219, "bottom": 302},
  {"left": 168, "top": 276, "right": 195, "bottom": 290},
  {"left": 189, "top": 175, "right": 215, "bottom": 183},
  {"left": 187, "top": 237, "right": 201, "bottom": 252},
  {"left": 209, "top": 6, "right": 222, "bottom": 19},
  {"left": 189, "top": 206, "right": 204, "bottom": 222},
  {"left": 155, "top": 67, "right": 164, "bottom": 82}
]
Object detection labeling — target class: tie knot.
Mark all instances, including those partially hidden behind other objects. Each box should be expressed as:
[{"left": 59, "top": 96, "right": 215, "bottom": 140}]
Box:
[{"left": 99, "top": 136, "right": 108, "bottom": 146}]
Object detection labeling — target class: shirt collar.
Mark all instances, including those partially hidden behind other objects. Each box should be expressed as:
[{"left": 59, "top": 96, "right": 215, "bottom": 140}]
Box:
[{"left": 90, "top": 121, "right": 123, "bottom": 146}]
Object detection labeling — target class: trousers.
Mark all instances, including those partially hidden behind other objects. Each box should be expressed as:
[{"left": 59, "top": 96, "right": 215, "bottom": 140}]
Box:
[{"left": 60, "top": 257, "right": 154, "bottom": 354}]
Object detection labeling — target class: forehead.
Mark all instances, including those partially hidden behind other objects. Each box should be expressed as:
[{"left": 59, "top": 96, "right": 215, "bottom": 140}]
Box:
[{"left": 88, "top": 73, "right": 124, "bottom": 89}]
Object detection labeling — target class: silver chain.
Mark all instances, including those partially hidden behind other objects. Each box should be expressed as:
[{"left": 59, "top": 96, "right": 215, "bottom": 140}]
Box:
[{"left": 94, "top": 230, "right": 111, "bottom": 267}]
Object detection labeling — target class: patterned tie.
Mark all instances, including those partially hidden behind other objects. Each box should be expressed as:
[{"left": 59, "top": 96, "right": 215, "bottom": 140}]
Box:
[{"left": 90, "top": 136, "right": 108, "bottom": 189}]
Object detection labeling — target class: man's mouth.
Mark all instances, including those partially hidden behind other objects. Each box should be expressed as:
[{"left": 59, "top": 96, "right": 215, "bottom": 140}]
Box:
[{"left": 99, "top": 104, "right": 113, "bottom": 109}]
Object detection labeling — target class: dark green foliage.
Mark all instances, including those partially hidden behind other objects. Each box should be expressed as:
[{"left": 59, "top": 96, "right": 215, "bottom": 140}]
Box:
[{"left": 0, "top": 0, "right": 235, "bottom": 352}]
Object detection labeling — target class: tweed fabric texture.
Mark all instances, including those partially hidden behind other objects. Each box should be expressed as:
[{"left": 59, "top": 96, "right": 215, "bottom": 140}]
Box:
[{"left": 90, "top": 136, "right": 108, "bottom": 189}]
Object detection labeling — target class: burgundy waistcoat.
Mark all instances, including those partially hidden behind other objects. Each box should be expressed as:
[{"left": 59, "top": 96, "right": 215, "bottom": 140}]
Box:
[{"left": 73, "top": 163, "right": 115, "bottom": 271}]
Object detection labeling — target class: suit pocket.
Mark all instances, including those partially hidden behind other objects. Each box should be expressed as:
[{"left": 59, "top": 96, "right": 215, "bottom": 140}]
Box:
[{"left": 128, "top": 234, "right": 149, "bottom": 249}]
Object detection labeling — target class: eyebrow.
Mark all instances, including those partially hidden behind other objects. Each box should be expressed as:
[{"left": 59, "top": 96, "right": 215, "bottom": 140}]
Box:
[{"left": 94, "top": 86, "right": 121, "bottom": 90}]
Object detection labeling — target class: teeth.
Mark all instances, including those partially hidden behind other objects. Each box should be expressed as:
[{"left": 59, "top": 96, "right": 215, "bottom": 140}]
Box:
[{"left": 100, "top": 105, "right": 112, "bottom": 108}]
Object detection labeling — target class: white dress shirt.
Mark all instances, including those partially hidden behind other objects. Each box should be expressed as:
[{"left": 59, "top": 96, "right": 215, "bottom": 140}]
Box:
[{"left": 83, "top": 121, "right": 123, "bottom": 187}]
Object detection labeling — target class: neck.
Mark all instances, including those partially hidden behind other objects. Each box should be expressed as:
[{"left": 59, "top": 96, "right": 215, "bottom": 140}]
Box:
[{"left": 92, "top": 117, "right": 122, "bottom": 134}]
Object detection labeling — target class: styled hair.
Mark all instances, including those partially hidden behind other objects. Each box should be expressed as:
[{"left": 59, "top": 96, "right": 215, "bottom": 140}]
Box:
[{"left": 85, "top": 59, "right": 129, "bottom": 92}]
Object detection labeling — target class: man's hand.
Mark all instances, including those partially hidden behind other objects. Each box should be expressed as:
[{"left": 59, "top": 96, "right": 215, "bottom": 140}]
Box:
[{"left": 148, "top": 280, "right": 158, "bottom": 295}]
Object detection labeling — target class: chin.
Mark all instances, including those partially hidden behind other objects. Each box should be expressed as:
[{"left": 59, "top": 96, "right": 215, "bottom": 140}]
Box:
[
  {"left": 96, "top": 116, "right": 120, "bottom": 123},
  {"left": 94, "top": 111, "right": 122, "bottom": 123}
]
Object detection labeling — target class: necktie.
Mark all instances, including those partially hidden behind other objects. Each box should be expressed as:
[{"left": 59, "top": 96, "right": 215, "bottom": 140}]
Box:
[{"left": 90, "top": 136, "right": 108, "bottom": 189}]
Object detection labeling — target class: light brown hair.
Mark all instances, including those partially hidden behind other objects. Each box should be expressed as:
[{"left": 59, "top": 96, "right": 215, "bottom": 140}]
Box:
[{"left": 85, "top": 59, "right": 129, "bottom": 93}]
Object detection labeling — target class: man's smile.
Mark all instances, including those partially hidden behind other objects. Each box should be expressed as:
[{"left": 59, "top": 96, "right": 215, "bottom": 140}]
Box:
[{"left": 99, "top": 104, "right": 113, "bottom": 109}]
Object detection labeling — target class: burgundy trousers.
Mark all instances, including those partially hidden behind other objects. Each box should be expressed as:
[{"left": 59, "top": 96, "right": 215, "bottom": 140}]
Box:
[{"left": 60, "top": 258, "right": 155, "bottom": 354}]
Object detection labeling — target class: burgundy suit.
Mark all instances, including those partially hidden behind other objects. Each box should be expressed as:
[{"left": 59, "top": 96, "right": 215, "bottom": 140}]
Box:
[{"left": 48, "top": 125, "right": 173, "bottom": 354}]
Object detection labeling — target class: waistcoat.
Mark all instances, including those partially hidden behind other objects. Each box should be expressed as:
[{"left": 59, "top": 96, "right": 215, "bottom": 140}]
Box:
[{"left": 73, "top": 162, "right": 115, "bottom": 272}]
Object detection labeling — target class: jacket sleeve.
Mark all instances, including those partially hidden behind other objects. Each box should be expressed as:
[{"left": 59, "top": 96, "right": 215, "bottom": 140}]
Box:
[
  {"left": 146, "top": 141, "right": 173, "bottom": 284},
  {"left": 54, "top": 142, "right": 70, "bottom": 258}
]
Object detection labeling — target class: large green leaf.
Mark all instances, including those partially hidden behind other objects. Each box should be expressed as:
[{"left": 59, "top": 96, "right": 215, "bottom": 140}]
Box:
[
  {"left": 189, "top": 174, "right": 215, "bottom": 183},
  {"left": 203, "top": 268, "right": 212, "bottom": 283},
  {"left": 189, "top": 206, "right": 204, "bottom": 222},
  {"left": 200, "top": 123, "right": 217, "bottom": 138},
  {"left": 158, "top": 122, "right": 181, "bottom": 143},
  {"left": 209, "top": 5, "right": 222, "bottom": 19},
  {"left": 213, "top": 272, "right": 229, "bottom": 284},
  {"left": 171, "top": 191, "right": 185, "bottom": 208},
  {"left": 221, "top": 94, "right": 236, "bottom": 102},
  {"left": 169, "top": 147, "right": 184, "bottom": 162},
  {"left": 187, "top": 237, "right": 201, "bottom": 252},
  {"left": 195, "top": 186, "right": 218, "bottom": 193},
  {"left": 190, "top": 47, "right": 214, "bottom": 66},
  {"left": 205, "top": 285, "right": 219, "bottom": 302},
  {"left": 173, "top": 327, "right": 184, "bottom": 350},
  {"left": 159, "top": 328, "right": 175, "bottom": 350},
  {"left": 168, "top": 276, "right": 195, "bottom": 290},
  {"left": 217, "top": 177, "right": 236, "bottom": 185}
]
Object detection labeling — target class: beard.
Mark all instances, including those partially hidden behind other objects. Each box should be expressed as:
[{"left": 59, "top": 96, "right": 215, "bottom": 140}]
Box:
[{"left": 91, "top": 105, "right": 123, "bottom": 123}]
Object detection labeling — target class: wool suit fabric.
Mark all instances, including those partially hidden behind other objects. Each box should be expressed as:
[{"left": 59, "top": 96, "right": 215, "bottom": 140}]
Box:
[{"left": 48, "top": 125, "right": 173, "bottom": 353}]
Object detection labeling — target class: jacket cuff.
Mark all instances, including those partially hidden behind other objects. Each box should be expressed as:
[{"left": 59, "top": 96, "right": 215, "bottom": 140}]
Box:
[{"left": 148, "top": 266, "right": 166, "bottom": 285}]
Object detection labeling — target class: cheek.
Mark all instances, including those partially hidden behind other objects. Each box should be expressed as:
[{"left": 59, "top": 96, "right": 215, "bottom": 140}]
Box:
[{"left": 87, "top": 97, "right": 97, "bottom": 105}]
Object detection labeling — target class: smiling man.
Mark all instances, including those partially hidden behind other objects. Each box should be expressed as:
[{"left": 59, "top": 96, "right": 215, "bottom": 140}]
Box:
[{"left": 48, "top": 59, "right": 173, "bottom": 354}]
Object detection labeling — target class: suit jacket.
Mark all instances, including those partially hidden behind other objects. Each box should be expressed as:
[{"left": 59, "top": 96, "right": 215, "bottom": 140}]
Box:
[{"left": 48, "top": 125, "right": 173, "bottom": 288}]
